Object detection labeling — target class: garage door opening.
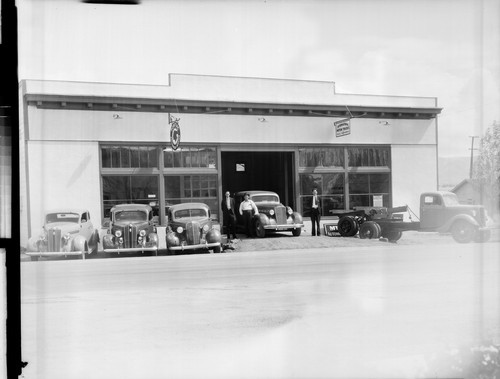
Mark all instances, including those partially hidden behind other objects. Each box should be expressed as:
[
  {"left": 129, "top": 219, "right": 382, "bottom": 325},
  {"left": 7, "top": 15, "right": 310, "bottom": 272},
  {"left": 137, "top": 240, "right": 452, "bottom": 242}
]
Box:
[{"left": 221, "top": 151, "right": 295, "bottom": 208}]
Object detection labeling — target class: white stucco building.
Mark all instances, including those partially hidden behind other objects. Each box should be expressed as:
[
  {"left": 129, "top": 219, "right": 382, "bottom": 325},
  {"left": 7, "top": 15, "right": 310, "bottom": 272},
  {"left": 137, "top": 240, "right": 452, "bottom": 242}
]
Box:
[{"left": 19, "top": 74, "right": 442, "bottom": 245}]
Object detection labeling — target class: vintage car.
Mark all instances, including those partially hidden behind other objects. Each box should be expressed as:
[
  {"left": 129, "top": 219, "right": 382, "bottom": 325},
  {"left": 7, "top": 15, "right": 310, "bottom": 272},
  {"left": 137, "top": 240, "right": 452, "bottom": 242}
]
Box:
[
  {"left": 234, "top": 190, "right": 303, "bottom": 237},
  {"left": 165, "top": 202, "right": 222, "bottom": 254},
  {"left": 102, "top": 203, "right": 159, "bottom": 254},
  {"left": 26, "top": 209, "right": 100, "bottom": 261}
]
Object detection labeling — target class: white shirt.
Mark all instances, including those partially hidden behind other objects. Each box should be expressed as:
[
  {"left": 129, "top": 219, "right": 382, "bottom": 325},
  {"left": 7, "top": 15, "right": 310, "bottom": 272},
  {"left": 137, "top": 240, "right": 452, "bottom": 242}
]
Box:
[{"left": 239, "top": 199, "right": 259, "bottom": 215}]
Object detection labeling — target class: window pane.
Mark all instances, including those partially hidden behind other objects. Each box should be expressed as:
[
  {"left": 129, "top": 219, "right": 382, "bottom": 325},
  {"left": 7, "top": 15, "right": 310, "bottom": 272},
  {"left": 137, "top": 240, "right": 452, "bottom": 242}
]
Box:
[
  {"left": 349, "top": 194, "right": 370, "bottom": 208},
  {"left": 131, "top": 176, "right": 158, "bottom": 201},
  {"left": 139, "top": 147, "right": 149, "bottom": 168},
  {"left": 165, "top": 176, "right": 181, "bottom": 198},
  {"left": 348, "top": 174, "right": 369, "bottom": 194},
  {"left": 323, "top": 173, "right": 344, "bottom": 195},
  {"left": 120, "top": 147, "right": 130, "bottom": 168},
  {"left": 147, "top": 147, "right": 158, "bottom": 168},
  {"left": 173, "top": 149, "right": 181, "bottom": 167},
  {"left": 130, "top": 147, "right": 140, "bottom": 167},
  {"left": 348, "top": 147, "right": 389, "bottom": 167},
  {"left": 182, "top": 148, "right": 192, "bottom": 167},
  {"left": 300, "top": 174, "right": 322, "bottom": 194},
  {"left": 101, "top": 147, "right": 111, "bottom": 168},
  {"left": 370, "top": 174, "right": 390, "bottom": 193},
  {"left": 102, "top": 176, "right": 130, "bottom": 201},
  {"left": 111, "top": 147, "right": 120, "bottom": 168}
]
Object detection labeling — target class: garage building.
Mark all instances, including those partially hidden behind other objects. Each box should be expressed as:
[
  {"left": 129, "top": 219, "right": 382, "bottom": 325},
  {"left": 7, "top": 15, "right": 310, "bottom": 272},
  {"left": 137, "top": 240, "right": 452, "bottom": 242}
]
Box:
[{"left": 19, "top": 74, "right": 442, "bottom": 245}]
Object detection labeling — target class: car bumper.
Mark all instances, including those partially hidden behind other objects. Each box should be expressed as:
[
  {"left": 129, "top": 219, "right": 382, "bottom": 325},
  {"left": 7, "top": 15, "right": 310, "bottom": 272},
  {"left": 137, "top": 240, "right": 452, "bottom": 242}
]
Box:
[
  {"left": 263, "top": 223, "right": 303, "bottom": 231},
  {"left": 25, "top": 251, "right": 87, "bottom": 259},
  {"left": 103, "top": 246, "right": 158, "bottom": 254},
  {"left": 168, "top": 242, "right": 221, "bottom": 251}
]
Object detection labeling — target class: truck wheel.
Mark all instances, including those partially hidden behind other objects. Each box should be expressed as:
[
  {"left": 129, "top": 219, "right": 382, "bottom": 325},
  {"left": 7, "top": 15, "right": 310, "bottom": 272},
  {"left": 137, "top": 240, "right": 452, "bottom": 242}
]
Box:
[
  {"left": 338, "top": 216, "right": 358, "bottom": 237},
  {"left": 383, "top": 230, "right": 403, "bottom": 242},
  {"left": 473, "top": 229, "right": 491, "bottom": 243},
  {"left": 359, "top": 221, "right": 381, "bottom": 239},
  {"left": 292, "top": 228, "right": 302, "bottom": 237},
  {"left": 451, "top": 220, "right": 476, "bottom": 243}
]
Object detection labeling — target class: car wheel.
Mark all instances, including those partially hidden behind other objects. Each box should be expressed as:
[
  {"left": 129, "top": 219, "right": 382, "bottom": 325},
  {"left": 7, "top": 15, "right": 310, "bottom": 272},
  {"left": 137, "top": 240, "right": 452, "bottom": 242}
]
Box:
[
  {"left": 254, "top": 219, "right": 266, "bottom": 238},
  {"left": 473, "top": 229, "right": 491, "bottom": 243},
  {"left": 451, "top": 220, "right": 476, "bottom": 243},
  {"left": 30, "top": 256, "right": 39, "bottom": 262},
  {"left": 292, "top": 228, "right": 302, "bottom": 237},
  {"left": 338, "top": 216, "right": 359, "bottom": 237},
  {"left": 212, "top": 246, "right": 221, "bottom": 254},
  {"left": 359, "top": 221, "right": 381, "bottom": 239}
]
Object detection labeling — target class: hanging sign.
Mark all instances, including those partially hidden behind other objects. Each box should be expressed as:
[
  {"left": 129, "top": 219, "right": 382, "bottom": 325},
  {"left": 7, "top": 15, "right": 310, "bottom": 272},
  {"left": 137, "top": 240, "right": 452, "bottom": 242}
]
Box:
[
  {"left": 334, "top": 118, "right": 351, "bottom": 137},
  {"left": 169, "top": 114, "right": 181, "bottom": 150}
]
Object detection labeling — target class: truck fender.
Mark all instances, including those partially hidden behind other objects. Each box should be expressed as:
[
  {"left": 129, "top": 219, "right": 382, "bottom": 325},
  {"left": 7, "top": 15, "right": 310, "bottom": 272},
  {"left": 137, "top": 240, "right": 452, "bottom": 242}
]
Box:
[{"left": 438, "top": 214, "right": 479, "bottom": 233}]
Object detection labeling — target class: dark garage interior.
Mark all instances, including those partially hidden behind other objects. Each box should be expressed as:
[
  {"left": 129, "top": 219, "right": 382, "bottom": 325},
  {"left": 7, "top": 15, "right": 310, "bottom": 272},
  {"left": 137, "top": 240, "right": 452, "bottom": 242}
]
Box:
[{"left": 221, "top": 151, "right": 295, "bottom": 208}]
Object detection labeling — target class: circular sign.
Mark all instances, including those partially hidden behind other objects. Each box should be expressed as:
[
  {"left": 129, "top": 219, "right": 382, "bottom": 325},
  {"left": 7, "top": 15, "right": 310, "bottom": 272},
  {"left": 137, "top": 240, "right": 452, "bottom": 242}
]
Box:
[{"left": 170, "top": 122, "right": 181, "bottom": 150}]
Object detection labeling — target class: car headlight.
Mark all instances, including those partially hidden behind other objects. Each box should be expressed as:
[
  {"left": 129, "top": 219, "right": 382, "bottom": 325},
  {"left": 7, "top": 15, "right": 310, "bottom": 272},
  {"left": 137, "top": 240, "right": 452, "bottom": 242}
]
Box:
[
  {"left": 287, "top": 207, "right": 293, "bottom": 215},
  {"left": 269, "top": 210, "right": 275, "bottom": 216},
  {"left": 202, "top": 224, "right": 209, "bottom": 232},
  {"left": 176, "top": 226, "right": 184, "bottom": 233},
  {"left": 115, "top": 230, "right": 122, "bottom": 237},
  {"left": 63, "top": 233, "right": 71, "bottom": 240},
  {"left": 139, "top": 229, "right": 146, "bottom": 237},
  {"left": 471, "top": 210, "right": 477, "bottom": 217}
]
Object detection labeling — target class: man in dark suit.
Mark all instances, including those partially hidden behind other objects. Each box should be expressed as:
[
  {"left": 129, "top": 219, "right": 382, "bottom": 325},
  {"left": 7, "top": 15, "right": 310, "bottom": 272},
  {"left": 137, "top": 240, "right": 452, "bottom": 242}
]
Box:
[
  {"left": 310, "top": 188, "right": 321, "bottom": 236},
  {"left": 221, "top": 191, "right": 237, "bottom": 242}
]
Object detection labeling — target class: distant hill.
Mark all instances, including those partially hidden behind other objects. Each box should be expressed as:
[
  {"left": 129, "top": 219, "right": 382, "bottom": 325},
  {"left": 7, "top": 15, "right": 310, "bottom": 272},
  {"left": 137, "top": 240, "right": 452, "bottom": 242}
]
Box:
[{"left": 438, "top": 156, "right": 470, "bottom": 190}]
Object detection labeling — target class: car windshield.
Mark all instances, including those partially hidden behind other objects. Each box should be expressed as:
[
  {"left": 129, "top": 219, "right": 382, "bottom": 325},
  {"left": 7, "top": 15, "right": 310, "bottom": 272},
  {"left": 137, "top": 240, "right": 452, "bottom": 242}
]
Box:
[
  {"left": 442, "top": 193, "right": 460, "bottom": 206},
  {"left": 173, "top": 208, "right": 208, "bottom": 220},
  {"left": 251, "top": 194, "right": 279, "bottom": 203},
  {"left": 114, "top": 210, "right": 148, "bottom": 222},
  {"left": 46, "top": 213, "right": 80, "bottom": 224}
]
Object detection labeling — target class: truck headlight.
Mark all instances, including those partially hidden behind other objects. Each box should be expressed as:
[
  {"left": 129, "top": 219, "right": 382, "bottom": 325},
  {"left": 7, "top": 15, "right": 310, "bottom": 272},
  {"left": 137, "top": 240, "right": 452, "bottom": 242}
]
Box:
[
  {"left": 139, "top": 229, "right": 146, "bottom": 237},
  {"left": 176, "top": 226, "right": 184, "bottom": 233},
  {"left": 115, "top": 230, "right": 122, "bottom": 237}
]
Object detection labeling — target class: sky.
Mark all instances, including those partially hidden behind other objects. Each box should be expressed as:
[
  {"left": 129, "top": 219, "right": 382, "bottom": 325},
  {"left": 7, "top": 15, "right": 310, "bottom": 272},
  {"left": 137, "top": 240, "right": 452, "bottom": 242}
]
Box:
[{"left": 16, "top": 0, "right": 500, "bottom": 158}]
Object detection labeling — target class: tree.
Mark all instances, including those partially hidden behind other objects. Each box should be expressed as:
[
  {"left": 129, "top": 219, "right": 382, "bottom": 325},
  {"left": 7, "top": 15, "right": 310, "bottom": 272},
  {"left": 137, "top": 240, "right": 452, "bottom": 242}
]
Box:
[{"left": 473, "top": 121, "right": 500, "bottom": 219}]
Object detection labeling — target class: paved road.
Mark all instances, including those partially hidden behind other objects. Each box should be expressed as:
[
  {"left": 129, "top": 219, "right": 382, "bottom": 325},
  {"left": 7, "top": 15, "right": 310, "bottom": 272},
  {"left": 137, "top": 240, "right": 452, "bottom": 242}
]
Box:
[{"left": 21, "top": 241, "right": 500, "bottom": 379}]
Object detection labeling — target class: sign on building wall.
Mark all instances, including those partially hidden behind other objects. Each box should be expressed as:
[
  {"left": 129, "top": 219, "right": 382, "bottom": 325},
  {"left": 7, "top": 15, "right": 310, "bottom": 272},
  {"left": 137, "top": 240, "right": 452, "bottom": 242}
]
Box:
[
  {"left": 334, "top": 118, "right": 351, "bottom": 137},
  {"left": 169, "top": 114, "right": 181, "bottom": 150}
]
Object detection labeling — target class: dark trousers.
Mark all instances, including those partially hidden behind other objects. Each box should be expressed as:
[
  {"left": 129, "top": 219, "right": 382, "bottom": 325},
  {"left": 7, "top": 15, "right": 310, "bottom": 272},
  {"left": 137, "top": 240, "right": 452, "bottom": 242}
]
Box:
[
  {"left": 242, "top": 210, "right": 253, "bottom": 237},
  {"left": 223, "top": 214, "right": 237, "bottom": 241},
  {"left": 311, "top": 208, "right": 321, "bottom": 236}
]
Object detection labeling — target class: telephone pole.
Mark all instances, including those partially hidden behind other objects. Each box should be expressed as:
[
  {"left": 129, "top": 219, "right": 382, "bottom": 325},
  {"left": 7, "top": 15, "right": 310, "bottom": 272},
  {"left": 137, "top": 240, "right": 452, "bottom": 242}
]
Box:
[{"left": 469, "top": 135, "right": 479, "bottom": 179}]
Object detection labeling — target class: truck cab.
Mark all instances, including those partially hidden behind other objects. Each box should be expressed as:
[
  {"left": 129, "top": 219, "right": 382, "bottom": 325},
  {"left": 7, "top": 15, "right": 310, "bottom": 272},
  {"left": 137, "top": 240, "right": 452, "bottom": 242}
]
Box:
[{"left": 419, "top": 191, "right": 490, "bottom": 243}]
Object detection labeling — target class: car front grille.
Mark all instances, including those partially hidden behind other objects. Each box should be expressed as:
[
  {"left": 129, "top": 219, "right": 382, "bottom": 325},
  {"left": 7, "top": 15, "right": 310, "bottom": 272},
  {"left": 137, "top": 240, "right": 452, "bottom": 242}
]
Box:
[
  {"left": 48, "top": 228, "right": 62, "bottom": 251},
  {"left": 275, "top": 205, "right": 287, "bottom": 224},
  {"left": 124, "top": 224, "right": 137, "bottom": 248},
  {"left": 186, "top": 221, "right": 201, "bottom": 245}
]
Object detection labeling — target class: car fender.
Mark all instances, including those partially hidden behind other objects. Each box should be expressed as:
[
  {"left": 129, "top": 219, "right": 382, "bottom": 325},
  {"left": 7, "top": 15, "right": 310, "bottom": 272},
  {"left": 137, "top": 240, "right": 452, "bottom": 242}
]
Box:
[
  {"left": 291, "top": 212, "right": 303, "bottom": 224},
  {"left": 148, "top": 233, "right": 158, "bottom": 247},
  {"left": 438, "top": 214, "right": 479, "bottom": 233},
  {"left": 165, "top": 231, "right": 180, "bottom": 247},
  {"left": 72, "top": 234, "right": 87, "bottom": 252},
  {"left": 206, "top": 228, "right": 221, "bottom": 243},
  {"left": 102, "top": 234, "right": 115, "bottom": 249},
  {"left": 254, "top": 213, "right": 270, "bottom": 226},
  {"left": 26, "top": 237, "right": 39, "bottom": 252}
]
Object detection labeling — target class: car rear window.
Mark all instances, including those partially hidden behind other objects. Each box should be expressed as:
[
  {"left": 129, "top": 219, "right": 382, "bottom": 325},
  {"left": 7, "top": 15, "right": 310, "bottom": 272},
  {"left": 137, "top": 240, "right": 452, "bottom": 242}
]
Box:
[
  {"left": 114, "top": 210, "right": 148, "bottom": 221},
  {"left": 174, "top": 209, "right": 207, "bottom": 220},
  {"left": 46, "top": 213, "right": 80, "bottom": 223}
]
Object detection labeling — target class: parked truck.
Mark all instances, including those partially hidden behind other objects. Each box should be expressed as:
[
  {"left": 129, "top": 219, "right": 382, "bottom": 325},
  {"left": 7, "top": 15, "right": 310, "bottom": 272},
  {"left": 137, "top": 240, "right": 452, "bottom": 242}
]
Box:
[{"left": 332, "top": 191, "right": 491, "bottom": 243}]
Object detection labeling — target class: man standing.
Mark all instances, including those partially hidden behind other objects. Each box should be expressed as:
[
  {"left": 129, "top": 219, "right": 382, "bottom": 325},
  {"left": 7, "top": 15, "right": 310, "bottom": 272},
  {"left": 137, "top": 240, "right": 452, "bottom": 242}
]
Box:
[
  {"left": 221, "top": 191, "right": 237, "bottom": 242},
  {"left": 310, "top": 188, "right": 321, "bottom": 236},
  {"left": 239, "top": 193, "right": 259, "bottom": 237}
]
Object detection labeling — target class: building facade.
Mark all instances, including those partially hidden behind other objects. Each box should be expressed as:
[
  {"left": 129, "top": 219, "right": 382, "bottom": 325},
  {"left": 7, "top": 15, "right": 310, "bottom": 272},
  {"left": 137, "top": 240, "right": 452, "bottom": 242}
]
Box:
[{"left": 19, "top": 74, "right": 441, "bottom": 245}]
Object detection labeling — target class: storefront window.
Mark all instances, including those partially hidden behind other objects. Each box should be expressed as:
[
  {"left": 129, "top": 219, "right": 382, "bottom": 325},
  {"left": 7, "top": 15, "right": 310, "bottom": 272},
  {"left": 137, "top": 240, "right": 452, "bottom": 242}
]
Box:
[
  {"left": 102, "top": 175, "right": 159, "bottom": 217},
  {"left": 164, "top": 147, "right": 217, "bottom": 168},
  {"left": 299, "top": 147, "right": 344, "bottom": 168},
  {"left": 348, "top": 173, "right": 390, "bottom": 208},
  {"left": 300, "top": 173, "right": 345, "bottom": 216},
  {"left": 101, "top": 145, "right": 158, "bottom": 168},
  {"left": 165, "top": 174, "right": 218, "bottom": 219},
  {"left": 348, "top": 147, "right": 389, "bottom": 167}
]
